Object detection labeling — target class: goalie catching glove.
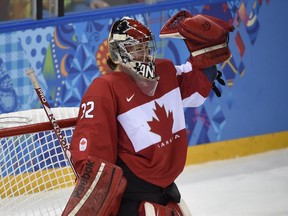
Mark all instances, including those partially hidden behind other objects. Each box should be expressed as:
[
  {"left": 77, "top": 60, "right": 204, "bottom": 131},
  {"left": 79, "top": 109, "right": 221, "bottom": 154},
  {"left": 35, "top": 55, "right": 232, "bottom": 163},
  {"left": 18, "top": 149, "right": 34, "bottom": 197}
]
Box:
[
  {"left": 62, "top": 156, "right": 127, "bottom": 216},
  {"left": 160, "top": 10, "right": 234, "bottom": 96},
  {"left": 160, "top": 10, "right": 234, "bottom": 69}
]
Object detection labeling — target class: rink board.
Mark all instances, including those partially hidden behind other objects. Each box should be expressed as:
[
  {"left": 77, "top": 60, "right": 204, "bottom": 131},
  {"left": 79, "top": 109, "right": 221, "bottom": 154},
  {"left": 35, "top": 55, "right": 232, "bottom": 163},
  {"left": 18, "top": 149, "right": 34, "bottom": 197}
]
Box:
[{"left": 186, "top": 130, "right": 288, "bottom": 165}]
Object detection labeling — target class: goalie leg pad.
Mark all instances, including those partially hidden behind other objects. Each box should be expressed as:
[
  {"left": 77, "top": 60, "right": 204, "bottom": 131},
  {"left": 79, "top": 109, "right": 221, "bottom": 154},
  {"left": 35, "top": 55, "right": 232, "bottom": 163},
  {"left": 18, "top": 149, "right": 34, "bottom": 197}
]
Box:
[{"left": 62, "top": 156, "right": 127, "bottom": 216}]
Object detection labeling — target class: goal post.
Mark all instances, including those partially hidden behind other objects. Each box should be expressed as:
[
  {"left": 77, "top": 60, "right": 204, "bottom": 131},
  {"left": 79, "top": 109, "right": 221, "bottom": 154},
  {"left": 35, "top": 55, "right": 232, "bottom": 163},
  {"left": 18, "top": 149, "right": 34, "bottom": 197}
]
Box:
[{"left": 0, "top": 107, "right": 78, "bottom": 216}]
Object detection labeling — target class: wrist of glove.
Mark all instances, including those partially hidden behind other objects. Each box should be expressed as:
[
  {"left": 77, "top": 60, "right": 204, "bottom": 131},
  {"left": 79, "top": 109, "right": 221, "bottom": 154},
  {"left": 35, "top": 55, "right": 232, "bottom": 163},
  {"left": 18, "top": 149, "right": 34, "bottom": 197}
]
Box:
[{"left": 201, "top": 65, "right": 226, "bottom": 97}]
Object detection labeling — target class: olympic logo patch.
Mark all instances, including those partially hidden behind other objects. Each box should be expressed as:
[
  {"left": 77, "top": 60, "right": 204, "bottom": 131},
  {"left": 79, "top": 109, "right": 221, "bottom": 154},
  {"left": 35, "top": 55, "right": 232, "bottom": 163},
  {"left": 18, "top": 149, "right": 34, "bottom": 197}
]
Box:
[{"left": 79, "top": 138, "right": 88, "bottom": 151}]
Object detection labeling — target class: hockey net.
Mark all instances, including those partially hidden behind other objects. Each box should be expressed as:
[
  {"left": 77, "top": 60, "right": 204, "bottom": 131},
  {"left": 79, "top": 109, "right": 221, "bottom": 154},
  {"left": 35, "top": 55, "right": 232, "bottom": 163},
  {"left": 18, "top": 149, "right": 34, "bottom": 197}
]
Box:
[{"left": 0, "top": 107, "right": 79, "bottom": 216}]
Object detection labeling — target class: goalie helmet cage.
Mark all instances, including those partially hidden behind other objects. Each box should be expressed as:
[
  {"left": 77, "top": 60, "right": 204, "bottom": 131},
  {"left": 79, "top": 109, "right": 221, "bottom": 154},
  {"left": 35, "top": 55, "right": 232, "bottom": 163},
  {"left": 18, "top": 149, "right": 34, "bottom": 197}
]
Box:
[{"left": 0, "top": 107, "right": 78, "bottom": 216}]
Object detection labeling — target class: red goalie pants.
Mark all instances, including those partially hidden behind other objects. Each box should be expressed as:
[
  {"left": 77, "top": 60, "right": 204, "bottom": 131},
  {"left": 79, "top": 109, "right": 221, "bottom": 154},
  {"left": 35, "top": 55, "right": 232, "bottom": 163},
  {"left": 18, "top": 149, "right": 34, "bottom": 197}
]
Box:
[{"left": 116, "top": 158, "right": 181, "bottom": 215}]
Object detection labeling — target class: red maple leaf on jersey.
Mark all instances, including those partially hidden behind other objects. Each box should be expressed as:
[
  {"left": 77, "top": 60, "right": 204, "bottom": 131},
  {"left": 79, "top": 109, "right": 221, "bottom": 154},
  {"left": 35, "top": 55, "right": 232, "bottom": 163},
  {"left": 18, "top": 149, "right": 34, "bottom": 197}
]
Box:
[{"left": 147, "top": 101, "right": 174, "bottom": 141}]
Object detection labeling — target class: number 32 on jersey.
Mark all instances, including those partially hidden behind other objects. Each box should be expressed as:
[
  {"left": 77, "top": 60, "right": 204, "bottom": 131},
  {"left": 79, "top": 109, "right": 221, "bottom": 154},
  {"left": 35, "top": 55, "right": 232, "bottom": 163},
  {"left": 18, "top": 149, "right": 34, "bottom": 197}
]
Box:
[{"left": 80, "top": 101, "right": 94, "bottom": 119}]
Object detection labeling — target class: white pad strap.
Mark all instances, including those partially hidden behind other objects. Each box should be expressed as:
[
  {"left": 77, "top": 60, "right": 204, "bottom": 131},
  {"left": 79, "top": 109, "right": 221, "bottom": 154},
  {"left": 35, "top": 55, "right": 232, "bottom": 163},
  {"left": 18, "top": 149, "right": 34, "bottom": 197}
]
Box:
[
  {"left": 191, "top": 43, "right": 227, "bottom": 57},
  {"left": 141, "top": 199, "right": 192, "bottom": 216},
  {"left": 144, "top": 202, "right": 156, "bottom": 216}
]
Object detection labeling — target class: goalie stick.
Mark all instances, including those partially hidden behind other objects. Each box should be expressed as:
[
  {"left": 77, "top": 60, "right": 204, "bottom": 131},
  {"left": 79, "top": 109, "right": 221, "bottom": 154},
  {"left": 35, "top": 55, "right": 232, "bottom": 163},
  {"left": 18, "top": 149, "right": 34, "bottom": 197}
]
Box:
[{"left": 26, "top": 68, "right": 79, "bottom": 179}]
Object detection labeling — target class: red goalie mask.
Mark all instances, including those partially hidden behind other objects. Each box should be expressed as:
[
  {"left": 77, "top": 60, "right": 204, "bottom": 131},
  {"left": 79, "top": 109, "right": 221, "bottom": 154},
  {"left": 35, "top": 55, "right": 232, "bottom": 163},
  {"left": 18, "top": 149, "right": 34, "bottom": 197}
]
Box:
[
  {"left": 108, "top": 17, "right": 157, "bottom": 79},
  {"left": 108, "top": 17, "right": 159, "bottom": 96}
]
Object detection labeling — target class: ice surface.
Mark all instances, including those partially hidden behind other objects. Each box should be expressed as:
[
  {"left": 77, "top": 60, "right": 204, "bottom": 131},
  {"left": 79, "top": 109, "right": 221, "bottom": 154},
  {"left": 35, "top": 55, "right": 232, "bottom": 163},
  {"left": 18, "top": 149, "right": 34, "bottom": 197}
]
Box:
[{"left": 176, "top": 148, "right": 288, "bottom": 216}]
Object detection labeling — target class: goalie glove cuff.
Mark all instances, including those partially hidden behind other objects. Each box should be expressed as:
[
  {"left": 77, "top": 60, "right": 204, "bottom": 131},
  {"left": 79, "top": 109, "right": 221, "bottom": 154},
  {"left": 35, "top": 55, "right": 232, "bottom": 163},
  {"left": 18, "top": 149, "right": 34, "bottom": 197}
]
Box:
[{"left": 198, "top": 64, "right": 226, "bottom": 97}]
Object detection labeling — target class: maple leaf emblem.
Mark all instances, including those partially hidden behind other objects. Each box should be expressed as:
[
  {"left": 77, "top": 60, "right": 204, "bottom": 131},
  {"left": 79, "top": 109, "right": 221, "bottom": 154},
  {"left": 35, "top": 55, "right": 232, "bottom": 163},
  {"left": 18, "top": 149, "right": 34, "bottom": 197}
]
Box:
[{"left": 147, "top": 101, "right": 174, "bottom": 141}]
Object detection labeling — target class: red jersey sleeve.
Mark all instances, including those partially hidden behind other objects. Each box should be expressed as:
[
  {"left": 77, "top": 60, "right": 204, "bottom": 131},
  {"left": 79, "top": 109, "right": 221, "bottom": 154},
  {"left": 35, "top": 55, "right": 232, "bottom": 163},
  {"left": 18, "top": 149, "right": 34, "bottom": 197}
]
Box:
[
  {"left": 175, "top": 61, "right": 212, "bottom": 107},
  {"left": 70, "top": 77, "right": 118, "bottom": 171}
]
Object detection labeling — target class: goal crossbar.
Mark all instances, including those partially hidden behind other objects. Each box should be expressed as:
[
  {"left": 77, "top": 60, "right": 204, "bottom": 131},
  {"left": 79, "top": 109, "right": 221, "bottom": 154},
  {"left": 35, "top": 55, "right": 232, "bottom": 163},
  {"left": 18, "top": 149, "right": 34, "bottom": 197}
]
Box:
[{"left": 0, "top": 118, "right": 77, "bottom": 138}]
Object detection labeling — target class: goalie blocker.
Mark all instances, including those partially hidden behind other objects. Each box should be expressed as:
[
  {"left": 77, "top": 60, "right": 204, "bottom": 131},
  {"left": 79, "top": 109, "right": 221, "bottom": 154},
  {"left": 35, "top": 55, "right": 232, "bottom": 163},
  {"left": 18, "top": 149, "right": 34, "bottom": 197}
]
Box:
[{"left": 62, "top": 156, "right": 127, "bottom": 216}]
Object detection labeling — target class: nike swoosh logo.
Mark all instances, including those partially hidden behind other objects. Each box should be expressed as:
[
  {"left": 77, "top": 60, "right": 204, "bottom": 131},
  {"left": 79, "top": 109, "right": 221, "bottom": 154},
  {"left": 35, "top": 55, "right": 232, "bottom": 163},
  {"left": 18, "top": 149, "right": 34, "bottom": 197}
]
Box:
[{"left": 126, "top": 94, "right": 135, "bottom": 102}]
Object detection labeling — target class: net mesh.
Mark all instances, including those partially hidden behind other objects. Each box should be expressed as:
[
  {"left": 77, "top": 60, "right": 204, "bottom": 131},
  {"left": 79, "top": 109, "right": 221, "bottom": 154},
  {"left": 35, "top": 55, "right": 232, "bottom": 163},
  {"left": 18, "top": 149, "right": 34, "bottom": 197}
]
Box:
[{"left": 0, "top": 107, "right": 79, "bottom": 216}]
